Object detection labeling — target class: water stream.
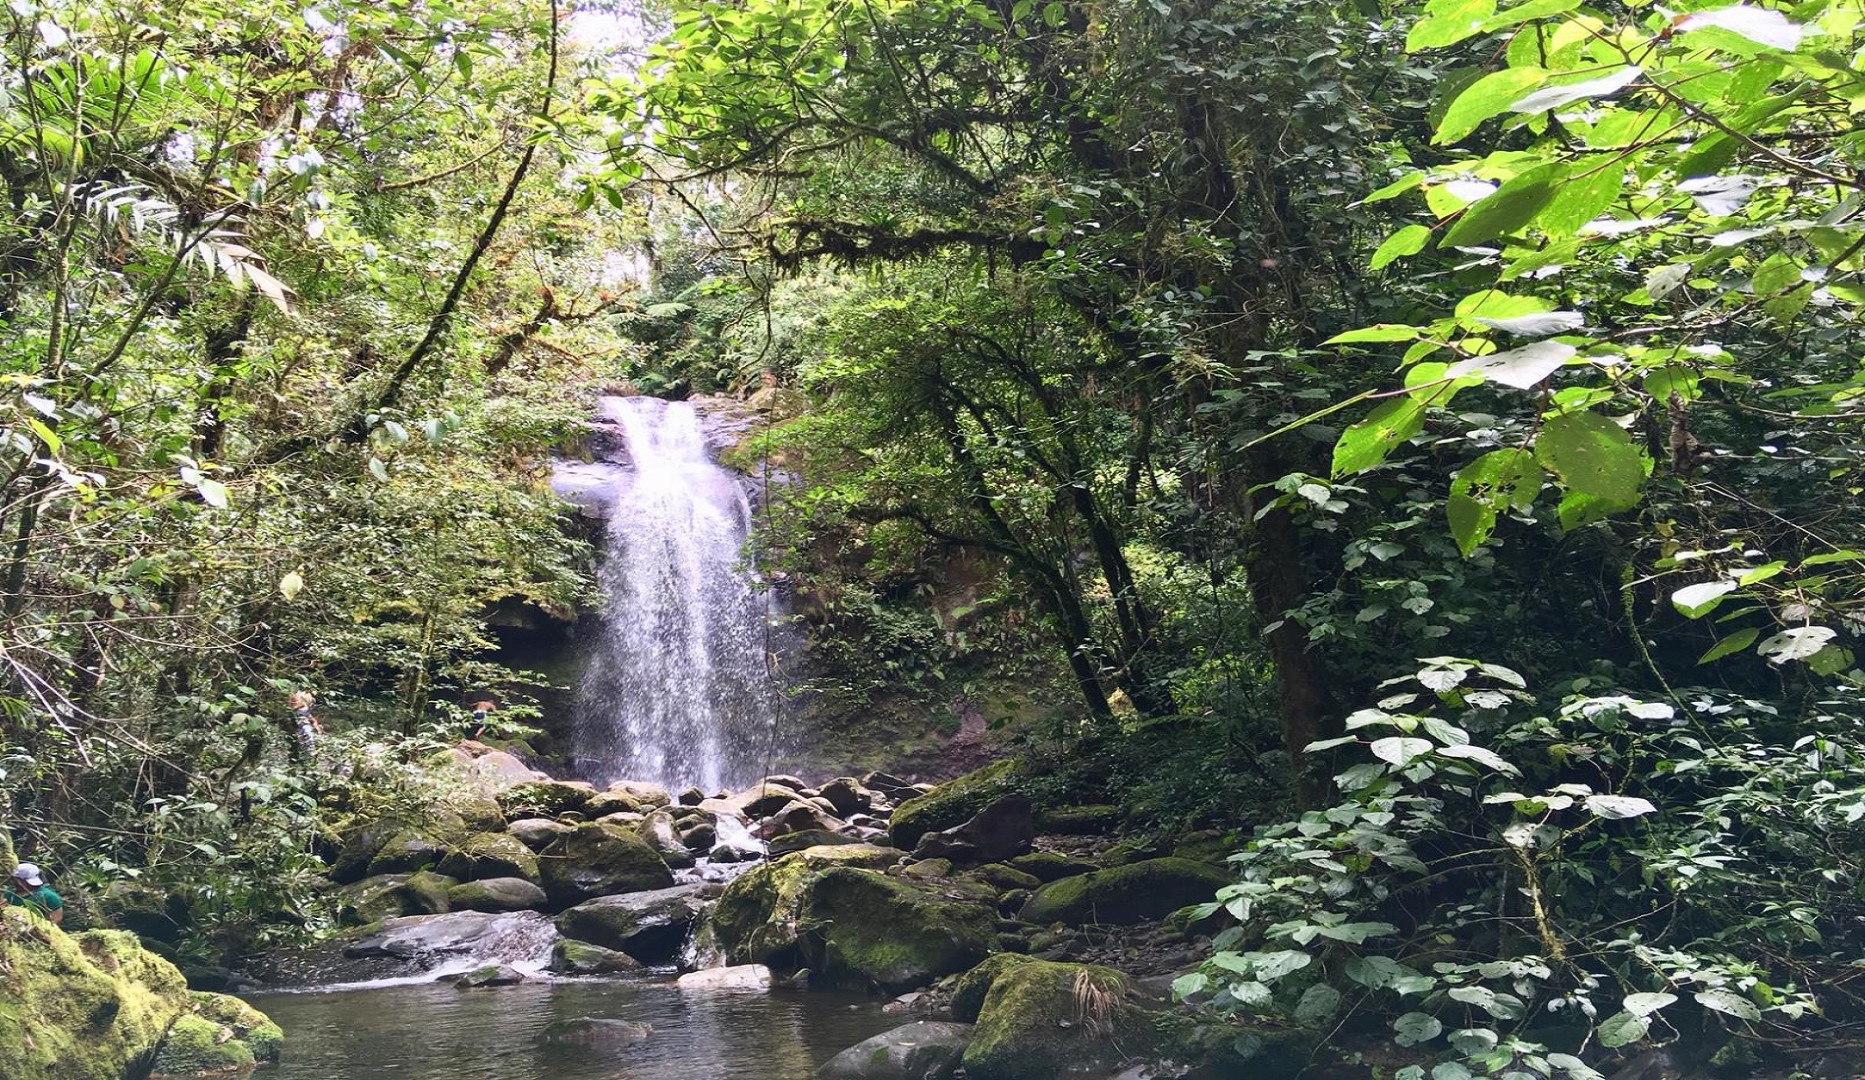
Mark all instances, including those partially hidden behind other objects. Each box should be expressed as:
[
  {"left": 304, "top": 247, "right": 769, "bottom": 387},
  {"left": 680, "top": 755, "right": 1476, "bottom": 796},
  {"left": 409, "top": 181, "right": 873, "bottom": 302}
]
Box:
[{"left": 571, "top": 395, "right": 779, "bottom": 792}]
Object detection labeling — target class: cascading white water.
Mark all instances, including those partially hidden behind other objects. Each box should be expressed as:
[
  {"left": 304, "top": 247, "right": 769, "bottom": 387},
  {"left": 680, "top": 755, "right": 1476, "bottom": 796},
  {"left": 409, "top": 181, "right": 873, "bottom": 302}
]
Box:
[{"left": 574, "top": 396, "right": 776, "bottom": 792}]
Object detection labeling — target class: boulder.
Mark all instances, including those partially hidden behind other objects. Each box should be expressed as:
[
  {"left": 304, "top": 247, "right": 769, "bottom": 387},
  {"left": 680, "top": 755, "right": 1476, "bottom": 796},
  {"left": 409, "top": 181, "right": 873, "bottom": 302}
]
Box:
[
  {"left": 680, "top": 821, "right": 718, "bottom": 852},
  {"left": 796, "top": 867, "right": 998, "bottom": 992},
  {"left": 1033, "top": 804, "right": 1122, "bottom": 835},
  {"left": 911, "top": 794, "right": 1034, "bottom": 865},
  {"left": 549, "top": 939, "right": 641, "bottom": 975},
  {"left": 538, "top": 823, "right": 674, "bottom": 908},
  {"left": 452, "top": 795, "right": 508, "bottom": 833},
  {"left": 1171, "top": 830, "right": 1240, "bottom": 867},
  {"left": 453, "top": 964, "right": 528, "bottom": 988},
  {"left": 640, "top": 810, "right": 697, "bottom": 870},
  {"left": 341, "top": 911, "right": 557, "bottom": 971},
  {"left": 705, "top": 845, "right": 906, "bottom": 969},
  {"left": 0, "top": 916, "right": 194, "bottom": 1080},
  {"left": 497, "top": 779, "right": 596, "bottom": 820},
  {"left": 336, "top": 871, "right": 456, "bottom": 924},
  {"left": 961, "top": 959, "right": 1155, "bottom": 1080},
  {"left": 768, "top": 829, "right": 863, "bottom": 857},
  {"left": 677, "top": 786, "right": 706, "bottom": 806},
  {"left": 816, "top": 1021, "right": 974, "bottom": 1080},
  {"left": 816, "top": 777, "right": 874, "bottom": 818},
  {"left": 438, "top": 832, "right": 541, "bottom": 883},
  {"left": 447, "top": 877, "right": 548, "bottom": 913},
  {"left": 184, "top": 992, "right": 282, "bottom": 1063},
  {"left": 329, "top": 817, "right": 412, "bottom": 884},
  {"left": 764, "top": 773, "right": 810, "bottom": 791},
  {"left": 367, "top": 829, "right": 450, "bottom": 876},
  {"left": 1006, "top": 852, "right": 1097, "bottom": 883},
  {"left": 540, "top": 1017, "right": 653, "bottom": 1044},
  {"left": 98, "top": 881, "right": 189, "bottom": 943},
  {"left": 1020, "top": 858, "right": 1229, "bottom": 927},
  {"left": 861, "top": 771, "right": 919, "bottom": 803},
  {"left": 967, "top": 864, "right": 1041, "bottom": 893},
  {"left": 951, "top": 954, "right": 1037, "bottom": 1022},
  {"left": 555, "top": 884, "right": 708, "bottom": 963},
  {"left": 149, "top": 1013, "right": 256, "bottom": 1076},
  {"left": 763, "top": 801, "right": 846, "bottom": 837},
  {"left": 587, "top": 790, "right": 645, "bottom": 818},
  {"left": 445, "top": 746, "right": 549, "bottom": 790},
  {"left": 889, "top": 759, "right": 1021, "bottom": 851},
  {"left": 676, "top": 964, "right": 774, "bottom": 990},
  {"left": 507, "top": 817, "right": 574, "bottom": 851},
  {"left": 610, "top": 781, "right": 673, "bottom": 808}
]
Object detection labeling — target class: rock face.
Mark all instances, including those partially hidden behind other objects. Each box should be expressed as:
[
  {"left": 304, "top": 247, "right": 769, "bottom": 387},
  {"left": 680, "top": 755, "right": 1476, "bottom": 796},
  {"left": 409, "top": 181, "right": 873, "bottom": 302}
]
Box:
[
  {"left": 555, "top": 884, "right": 708, "bottom": 963},
  {"left": 816, "top": 1020, "right": 974, "bottom": 1080},
  {"left": 447, "top": 877, "right": 548, "bottom": 913},
  {"left": 889, "top": 759, "right": 1022, "bottom": 850},
  {"left": 1019, "top": 858, "right": 1230, "bottom": 926},
  {"left": 340, "top": 911, "right": 558, "bottom": 978},
  {"left": 0, "top": 911, "right": 280, "bottom": 1080},
  {"left": 538, "top": 823, "right": 674, "bottom": 908},
  {"left": 911, "top": 794, "right": 1034, "bottom": 865},
  {"left": 960, "top": 959, "right": 1154, "bottom": 1080}
]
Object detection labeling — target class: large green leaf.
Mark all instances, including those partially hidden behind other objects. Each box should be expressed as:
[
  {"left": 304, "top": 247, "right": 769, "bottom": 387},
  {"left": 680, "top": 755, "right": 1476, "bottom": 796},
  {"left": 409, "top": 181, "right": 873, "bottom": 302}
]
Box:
[
  {"left": 1441, "top": 164, "right": 1565, "bottom": 247},
  {"left": 1533, "top": 412, "right": 1644, "bottom": 521},
  {"left": 1371, "top": 224, "right": 1433, "bottom": 269},
  {"left": 1447, "top": 447, "right": 1542, "bottom": 554},
  {"left": 1407, "top": 0, "right": 1499, "bottom": 50},
  {"left": 1435, "top": 67, "right": 1549, "bottom": 144},
  {"left": 1333, "top": 397, "right": 1427, "bottom": 476}
]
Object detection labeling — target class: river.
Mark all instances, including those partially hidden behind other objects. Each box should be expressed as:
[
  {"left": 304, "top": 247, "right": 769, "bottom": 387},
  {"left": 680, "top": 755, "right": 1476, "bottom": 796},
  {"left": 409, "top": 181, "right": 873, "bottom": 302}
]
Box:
[{"left": 247, "top": 977, "right": 900, "bottom": 1080}]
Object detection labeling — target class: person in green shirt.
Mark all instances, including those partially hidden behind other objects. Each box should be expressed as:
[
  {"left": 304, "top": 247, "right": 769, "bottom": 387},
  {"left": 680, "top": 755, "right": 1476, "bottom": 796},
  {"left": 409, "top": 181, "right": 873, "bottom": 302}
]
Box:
[{"left": 6, "top": 862, "right": 63, "bottom": 925}]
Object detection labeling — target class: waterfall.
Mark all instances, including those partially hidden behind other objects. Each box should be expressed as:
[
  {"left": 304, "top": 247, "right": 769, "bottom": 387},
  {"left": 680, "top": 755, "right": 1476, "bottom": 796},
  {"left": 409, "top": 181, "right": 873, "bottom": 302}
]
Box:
[{"left": 573, "top": 395, "right": 777, "bottom": 792}]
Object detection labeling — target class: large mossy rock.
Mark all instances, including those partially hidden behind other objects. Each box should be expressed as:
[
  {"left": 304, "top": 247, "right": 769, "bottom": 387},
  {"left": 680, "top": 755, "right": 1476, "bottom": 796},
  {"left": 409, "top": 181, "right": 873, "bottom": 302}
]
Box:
[
  {"left": 498, "top": 779, "right": 596, "bottom": 820},
  {"left": 437, "top": 832, "right": 541, "bottom": 883},
  {"left": 149, "top": 1013, "right": 255, "bottom": 1077},
  {"left": 960, "top": 959, "right": 1155, "bottom": 1080},
  {"left": 555, "top": 884, "right": 708, "bottom": 963},
  {"left": 1019, "top": 858, "right": 1229, "bottom": 927},
  {"left": 538, "top": 823, "right": 674, "bottom": 908},
  {"left": 550, "top": 938, "right": 641, "bottom": 975},
  {"left": 366, "top": 829, "right": 451, "bottom": 876},
  {"left": 888, "top": 758, "right": 1021, "bottom": 851},
  {"left": 0, "top": 914, "right": 195, "bottom": 1080},
  {"left": 336, "top": 871, "right": 456, "bottom": 924},
  {"left": 98, "top": 880, "right": 190, "bottom": 942},
  {"left": 329, "top": 817, "right": 410, "bottom": 884},
  {"left": 186, "top": 991, "right": 283, "bottom": 1063},
  {"left": 798, "top": 868, "right": 998, "bottom": 992},
  {"left": 706, "top": 845, "right": 906, "bottom": 971},
  {"left": 816, "top": 1020, "right": 973, "bottom": 1080},
  {"left": 448, "top": 877, "right": 548, "bottom": 913}
]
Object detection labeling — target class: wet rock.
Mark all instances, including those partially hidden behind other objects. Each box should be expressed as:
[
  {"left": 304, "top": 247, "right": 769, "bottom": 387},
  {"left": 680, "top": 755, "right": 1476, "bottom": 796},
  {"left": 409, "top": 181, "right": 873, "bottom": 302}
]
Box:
[
  {"left": 329, "top": 817, "right": 411, "bottom": 884},
  {"left": 763, "top": 774, "right": 809, "bottom": 791},
  {"left": 610, "top": 781, "right": 673, "bottom": 808},
  {"left": 540, "top": 1017, "right": 653, "bottom": 1044},
  {"left": 497, "top": 780, "right": 597, "bottom": 821},
  {"left": 342, "top": 911, "right": 558, "bottom": 971},
  {"left": 508, "top": 817, "right": 574, "bottom": 851},
  {"left": 555, "top": 884, "right": 709, "bottom": 964},
  {"left": 538, "top": 823, "right": 675, "bottom": 908},
  {"left": 337, "top": 871, "right": 456, "bottom": 924},
  {"left": 1020, "top": 858, "right": 1230, "bottom": 927},
  {"left": 150, "top": 1013, "right": 257, "bottom": 1076},
  {"left": 961, "top": 959, "right": 1154, "bottom": 1080},
  {"left": 816, "top": 1020, "right": 974, "bottom": 1080},
  {"left": 889, "top": 759, "right": 1022, "bottom": 851},
  {"left": 641, "top": 810, "right": 697, "bottom": 870},
  {"left": 453, "top": 963, "right": 528, "bottom": 988},
  {"left": 861, "top": 771, "right": 919, "bottom": 803},
  {"left": 704, "top": 845, "right": 911, "bottom": 972},
  {"left": 817, "top": 777, "right": 875, "bottom": 818},
  {"left": 1005, "top": 852, "right": 1096, "bottom": 883},
  {"left": 438, "top": 832, "right": 541, "bottom": 883},
  {"left": 796, "top": 867, "right": 997, "bottom": 992},
  {"left": 735, "top": 784, "right": 807, "bottom": 820},
  {"left": 677, "top": 786, "right": 706, "bottom": 806},
  {"left": 367, "top": 829, "right": 450, "bottom": 876},
  {"left": 549, "top": 939, "right": 641, "bottom": 975},
  {"left": 903, "top": 859, "right": 952, "bottom": 880},
  {"left": 680, "top": 821, "right": 718, "bottom": 852},
  {"left": 185, "top": 992, "right": 282, "bottom": 1063},
  {"left": 969, "top": 864, "right": 1041, "bottom": 893},
  {"left": 587, "top": 790, "right": 645, "bottom": 818},
  {"left": 763, "top": 801, "right": 845, "bottom": 837},
  {"left": 911, "top": 794, "right": 1034, "bottom": 866},
  {"left": 676, "top": 964, "right": 773, "bottom": 990},
  {"left": 768, "top": 829, "right": 863, "bottom": 857},
  {"left": 447, "top": 877, "right": 548, "bottom": 913}
]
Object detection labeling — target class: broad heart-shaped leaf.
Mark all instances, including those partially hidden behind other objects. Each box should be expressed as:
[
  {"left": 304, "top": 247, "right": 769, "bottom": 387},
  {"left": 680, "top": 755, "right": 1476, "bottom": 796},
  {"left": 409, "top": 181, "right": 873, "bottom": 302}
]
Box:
[
  {"left": 1407, "top": 0, "right": 1497, "bottom": 50},
  {"left": 1333, "top": 397, "right": 1426, "bottom": 477},
  {"left": 1449, "top": 341, "right": 1576, "bottom": 388},
  {"left": 1757, "top": 625, "right": 1837, "bottom": 664},
  {"left": 1597, "top": 1010, "right": 1649, "bottom": 1048},
  {"left": 1294, "top": 983, "right": 1342, "bottom": 1023},
  {"left": 1371, "top": 736, "right": 1434, "bottom": 766},
  {"left": 1441, "top": 164, "right": 1564, "bottom": 247},
  {"left": 1371, "top": 224, "right": 1433, "bottom": 269},
  {"left": 1392, "top": 1011, "right": 1443, "bottom": 1047},
  {"left": 1622, "top": 992, "right": 1679, "bottom": 1017},
  {"left": 1677, "top": 5, "right": 1804, "bottom": 50},
  {"left": 1585, "top": 794, "right": 1658, "bottom": 819},
  {"left": 1435, "top": 66, "right": 1549, "bottom": 144},
  {"left": 1671, "top": 579, "right": 1738, "bottom": 618},
  {"left": 1448, "top": 448, "right": 1543, "bottom": 555},
  {"left": 1511, "top": 66, "right": 1643, "bottom": 114},
  {"left": 1694, "top": 987, "right": 1762, "bottom": 1020},
  {"left": 1534, "top": 412, "right": 1644, "bottom": 519}
]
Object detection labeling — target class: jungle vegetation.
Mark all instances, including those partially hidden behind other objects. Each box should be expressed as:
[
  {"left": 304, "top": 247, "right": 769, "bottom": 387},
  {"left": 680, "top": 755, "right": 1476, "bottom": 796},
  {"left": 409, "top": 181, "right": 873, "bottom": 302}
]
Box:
[{"left": 4, "top": 0, "right": 1865, "bottom": 1072}]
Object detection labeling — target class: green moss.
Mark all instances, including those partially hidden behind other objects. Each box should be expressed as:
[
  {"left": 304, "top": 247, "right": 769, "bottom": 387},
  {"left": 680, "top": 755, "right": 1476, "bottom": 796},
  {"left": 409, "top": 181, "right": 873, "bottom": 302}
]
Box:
[
  {"left": 889, "top": 758, "right": 1022, "bottom": 850},
  {"left": 0, "top": 914, "right": 194, "bottom": 1080},
  {"left": 1033, "top": 804, "right": 1122, "bottom": 835},
  {"left": 186, "top": 992, "right": 282, "bottom": 1063},
  {"left": 798, "top": 866, "right": 997, "bottom": 992},
  {"left": 950, "top": 953, "right": 1035, "bottom": 1022},
  {"left": 150, "top": 1014, "right": 255, "bottom": 1077},
  {"left": 1005, "top": 851, "right": 1096, "bottom": 882},
  {"left": 538, "top": 823, "right": 674, "bottom": 908},
  {"left": 1019, "top": 858, "right": 1229, "bottom": 927},
  {"left": 967, "top": 863, "right": 1041, "bottom": 892},
  {"left": 437, "top": 832, "right": 540, "bottom": 883},
  {"left": 497, "top": 780, "right": 595, "bottom": 819},
  {"left": 961, "top": 959, "right": 1152, "bottom": 1080}
]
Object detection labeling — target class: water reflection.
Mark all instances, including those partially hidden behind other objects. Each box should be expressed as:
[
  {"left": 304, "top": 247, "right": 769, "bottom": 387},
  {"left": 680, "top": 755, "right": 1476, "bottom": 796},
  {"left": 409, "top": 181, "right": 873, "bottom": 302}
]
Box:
[{"left": 247, "top": 978, "right": 898, "bottom": 1080}]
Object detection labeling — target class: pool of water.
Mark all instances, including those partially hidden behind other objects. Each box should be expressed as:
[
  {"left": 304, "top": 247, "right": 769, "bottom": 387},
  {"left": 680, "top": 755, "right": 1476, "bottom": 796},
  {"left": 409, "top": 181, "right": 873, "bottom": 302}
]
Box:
[{"left": 246, "top": 977, "right": 902, "bottom": 1080}]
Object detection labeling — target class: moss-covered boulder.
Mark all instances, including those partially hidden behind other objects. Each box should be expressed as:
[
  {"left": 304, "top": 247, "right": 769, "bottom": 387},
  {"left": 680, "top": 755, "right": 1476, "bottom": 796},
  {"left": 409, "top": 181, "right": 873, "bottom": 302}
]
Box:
[
  {"left": 447, "top": 877, "right": 548, "bottom": 913},
  {"left": 149, "top": 1013, "right": 255, "bottom": 1077},
  {"left": 437, "top": 832, "right": 540, "bottom": 883},
  {"left": 768, "top": 829, "right": 861, "bottom": 857},
  {"left": 950, "top": 953, "right": 1037, "bottom": 1022},
  {"left": 961, "top": 959, "right": 1156, "bottom": 1080},
  {"left": 0, "top": 914, "right": 194, "bottom": 1080},
  {"left": 555, "top": 884, "right": 708, "bottom": 963},
  {"left": 366, "top": 829, "right": 451, "bottom": 876},
  {"left": 586, "top": 790, "right": 645, "bottom": 818},
  {"left": 538, "top": 823, "right": 674, "bottom": 908},
  {"left": 335, "top": 871, "right": 456, "bottom": 924},
  {"left": 706, "top": 844, "right": 906, "bottom": 971},
  {"left": 888, "top": 758, "right": 1022, "bottom": 851},
  {"left": 549, "top": 938, "right": 641, "bottom": 975},
  {"left": 452, "top": 795, "right": 507, "bottom": 833},
  {"left": 1019, "top": 858, "right": 1229, "bottom": 927},
  {"left": 816, "top": 1020, "right": 974, "bottom": 1080},
  {"left": 186, "top": 991, "right": 282, "bottom": 1063},
  {"left": 967, "top": 864, "right": 1041, "bottom": 893},
  {"left": 1005, "top": 852, "right": 1096, "bottom": 883},
  {"left": 794, "top": 867, "right": 998, "bottom": 992},
  {"left": 328, "top": 817, "right": 410, "bottom": 884},
  {"left": 507, "top": 817, "right": 574, "bottom": 851},
  {"left": 1033, "top": 804, "right": 1122, "bottom": 835},
  {"left": 497, "top": 779, "right": 596, "bottom": 820}
]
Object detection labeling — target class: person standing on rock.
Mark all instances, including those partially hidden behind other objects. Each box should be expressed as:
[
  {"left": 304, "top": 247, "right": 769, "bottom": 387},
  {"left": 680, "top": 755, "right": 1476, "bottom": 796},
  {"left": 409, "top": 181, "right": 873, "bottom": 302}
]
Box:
[
  {"left": 288, "top": 690, "right": 323, "bottom": 757},
  {"left": 5, "top": 862, "right": 63, "bottom": 925}
]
